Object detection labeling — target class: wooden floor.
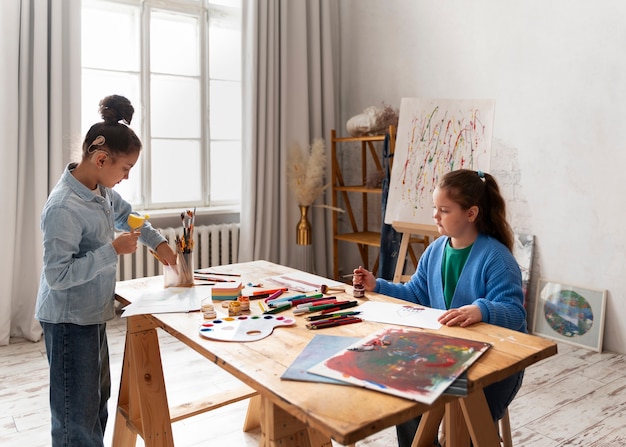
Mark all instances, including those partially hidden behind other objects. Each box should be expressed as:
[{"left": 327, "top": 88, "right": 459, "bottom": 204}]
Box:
[{"left": 2, "top": 312, "right": 626, "bottom": 446}]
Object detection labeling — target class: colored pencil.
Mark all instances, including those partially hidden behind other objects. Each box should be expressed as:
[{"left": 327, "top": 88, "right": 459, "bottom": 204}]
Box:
[
  {"left": 306, "top": 315, "right": 359, "bottom": 326},
  {"left": 263, "top": 303, "right": 291, "bottom": 314},
  {"left": 291, "top": 296, "right": 336, "bottom": 307},
  {"left": 195, "top": 271, "right": 241, "bottom": 277},
  {"left": 265, "top": 293, "right": 304, "bottom": 303},
  {"left": 266, "top": 289, "right": 285, "bottom": 300},
  {"left": 294, "top": 298, "right": 338, "bottom": 309},
  {"left": 268, "top": 292, "right": 322, "bottom": 305},
  {"left": 193, "top": 274, "right": 236, "bottom": 282},
  {"left": 306, "top": 311, "right": 361, "bottom": 322},
  {"left": 267, "top": 292, "right": 326, "bottom": 307},
  {"left": 243, "top": 288, "right": 289, "bottom": 300},
  {"left": 320, "top": 301, "right": 359, "bottom": 314},
  {"left": 306, "top": 317, "right": 362, "bottom": 330},
  {"left": 308, "top": 301, "right": 357, "bottom": 312},
  {"left": 251, "top": 288, "right": 288, "bottom": 297}
]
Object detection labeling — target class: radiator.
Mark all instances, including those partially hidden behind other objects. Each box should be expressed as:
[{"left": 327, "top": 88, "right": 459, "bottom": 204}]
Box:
[{"left": 117, "top": 223, "right": 240, "bottom": 281}]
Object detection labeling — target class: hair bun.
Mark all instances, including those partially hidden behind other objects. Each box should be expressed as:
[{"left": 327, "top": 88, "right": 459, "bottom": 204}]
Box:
[{"left": 99, "top": 95, "right": 134, "bottom": 125}]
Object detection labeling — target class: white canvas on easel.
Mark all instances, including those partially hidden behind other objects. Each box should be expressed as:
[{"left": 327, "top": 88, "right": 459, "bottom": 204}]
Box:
[{"left": 384, "top": 98, "right": 496, "bottom": 226}]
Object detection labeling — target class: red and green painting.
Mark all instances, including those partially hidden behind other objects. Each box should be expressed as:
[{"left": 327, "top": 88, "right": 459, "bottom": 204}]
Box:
[{"left": 308, "top": 328, "right": 490, "bottom": 404}]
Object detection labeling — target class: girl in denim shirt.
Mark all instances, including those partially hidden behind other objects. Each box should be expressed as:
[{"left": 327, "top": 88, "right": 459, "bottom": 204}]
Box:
[{"left": 36, "top": 95, "right": 177, "bottom": 446}]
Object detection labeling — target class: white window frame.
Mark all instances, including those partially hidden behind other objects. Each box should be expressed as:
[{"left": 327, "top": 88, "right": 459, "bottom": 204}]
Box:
[{"left": 81, "top": 0, "right": 241, "bottom": 214}]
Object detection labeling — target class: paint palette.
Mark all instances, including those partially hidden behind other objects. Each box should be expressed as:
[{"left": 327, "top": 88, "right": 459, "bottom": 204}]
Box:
[{"left": 199, "top": 315, "right": 296, "bottom": 342}]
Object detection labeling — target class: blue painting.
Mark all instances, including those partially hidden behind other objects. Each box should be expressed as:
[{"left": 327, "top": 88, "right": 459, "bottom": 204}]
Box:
[{"left": 533, "top": 280, "right": 606, "bottom": 352}]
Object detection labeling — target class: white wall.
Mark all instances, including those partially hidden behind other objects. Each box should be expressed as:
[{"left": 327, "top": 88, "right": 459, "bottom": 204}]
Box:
[{"left": 338, "top": 0, "right": 626, "bottom": 353}]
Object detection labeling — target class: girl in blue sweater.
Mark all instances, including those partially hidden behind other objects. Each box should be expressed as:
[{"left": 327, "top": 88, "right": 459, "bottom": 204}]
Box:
[{"left": 353, "top": 169, "right": 526, "bottom": 447}]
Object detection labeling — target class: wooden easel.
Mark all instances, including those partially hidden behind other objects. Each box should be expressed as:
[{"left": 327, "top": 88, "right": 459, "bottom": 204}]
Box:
[{"left": 391, "top": 221, "right": 440, "bottom": 283}]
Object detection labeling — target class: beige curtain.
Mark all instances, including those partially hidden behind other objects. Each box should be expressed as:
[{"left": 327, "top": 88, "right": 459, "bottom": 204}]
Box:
[
  {"left": 240, "top": 0, "right": 339, "bottom": 276},
  {"left": 0, "top": 0, "right": 80, "bottom": 345}
]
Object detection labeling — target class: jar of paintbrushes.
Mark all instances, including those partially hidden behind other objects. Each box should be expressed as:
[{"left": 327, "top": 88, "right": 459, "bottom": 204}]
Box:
[{"left": 164, "top": 209, "right": 196, "bottom": 288}]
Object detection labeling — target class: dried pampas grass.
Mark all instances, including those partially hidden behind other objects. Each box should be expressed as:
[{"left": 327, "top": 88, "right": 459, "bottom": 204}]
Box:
[{"left": 288, "top": 138, "right": 327, "bottom": 206}]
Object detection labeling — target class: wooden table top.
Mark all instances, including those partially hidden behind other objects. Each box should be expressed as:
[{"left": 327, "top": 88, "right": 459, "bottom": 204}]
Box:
[{"left": 115, "top": 260, "right": 557, "bottom": 445}]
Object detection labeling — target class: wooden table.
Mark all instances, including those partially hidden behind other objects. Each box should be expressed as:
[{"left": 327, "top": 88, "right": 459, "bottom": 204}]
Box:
[{"left": 112, "top": 260, "right": 557, "bottom": 447}]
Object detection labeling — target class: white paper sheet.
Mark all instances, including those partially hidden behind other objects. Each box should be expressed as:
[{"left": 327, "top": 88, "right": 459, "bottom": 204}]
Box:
[
  {"left": 121, "top": 287, "right": 209, "bottom": 317},
  {"left": 356, "top": 301, "right": 445, "bottom": 330}
]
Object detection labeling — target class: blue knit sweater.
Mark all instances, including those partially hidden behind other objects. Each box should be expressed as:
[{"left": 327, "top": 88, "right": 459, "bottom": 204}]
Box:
[{"left": 375, "top": 233, "right": 527, "bottom": 333}]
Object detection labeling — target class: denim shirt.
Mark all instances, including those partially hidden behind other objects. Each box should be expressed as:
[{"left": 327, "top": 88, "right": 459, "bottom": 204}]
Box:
[{"left": 36, "top": 163, "right": 167, "bottom": 325}]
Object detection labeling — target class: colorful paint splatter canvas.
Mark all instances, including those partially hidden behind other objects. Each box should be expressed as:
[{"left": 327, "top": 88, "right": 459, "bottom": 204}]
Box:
[
  {"left": 308, "top": 328, "right": 491, "bottom": 405},
  {"left": 384, "top": 98, "right": 495, "bottom": 226}
]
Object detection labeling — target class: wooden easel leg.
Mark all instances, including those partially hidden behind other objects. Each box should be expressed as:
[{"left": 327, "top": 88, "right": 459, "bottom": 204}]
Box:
[
  {"left": 112, "top": 315, "right": 174, "bottom": 447},
  {"left": 393, "top": 233, "right": 411, "bottom": 283},
  {"left": 259, "top": 397, "right": 332, "bottom": 447}
]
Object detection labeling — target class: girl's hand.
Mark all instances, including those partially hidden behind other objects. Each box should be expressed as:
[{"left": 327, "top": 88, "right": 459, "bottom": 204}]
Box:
[
  {"left": 353, "top": 265, "right": 377, "bottom": 291},
  {"left": 438, "top": 305, "right": 483, "bottom": 327},
  {"left": 154, "top": 241, "right": 178, "bottom": 266},
  {"left": 112, "top": 232, "right": 139, "bottom": 255}
]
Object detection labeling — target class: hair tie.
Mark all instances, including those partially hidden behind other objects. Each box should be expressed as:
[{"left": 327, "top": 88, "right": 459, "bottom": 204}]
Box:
[{"left": 477, "top": 170, "right": 485, "bottom": 180}]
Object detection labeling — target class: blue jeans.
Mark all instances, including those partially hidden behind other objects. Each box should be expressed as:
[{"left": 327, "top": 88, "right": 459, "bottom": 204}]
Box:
[
  {"left": 42, "top": 322, "right": 111, "bottom": 447},
  {"left": 396, "top": 371, "right": 524, "bottom": 447}
]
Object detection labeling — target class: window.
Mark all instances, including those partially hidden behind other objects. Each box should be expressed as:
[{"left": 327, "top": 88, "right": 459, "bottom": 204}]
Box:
[{"left": 81, "top": 0, "right": 242, "bottom": 210}]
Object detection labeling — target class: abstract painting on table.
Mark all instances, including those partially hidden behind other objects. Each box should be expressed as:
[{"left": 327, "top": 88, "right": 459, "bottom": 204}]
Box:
[
  {"left": 308, "top": 328, "right": 491, "bottom": 405},
  {"left": 385, "top": 98, "right": 495, "bottom": 226},
  {"left": 533, "top": 279, "right": 607, "bottom": 352}
]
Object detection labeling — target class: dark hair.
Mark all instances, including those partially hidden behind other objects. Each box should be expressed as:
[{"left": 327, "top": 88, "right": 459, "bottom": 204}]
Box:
[
  {"left": 438, "top": 169, "right": 514, "bottom": 252},
  {"left": 81, "top": 95, "right": 141, "bottom": 160}
]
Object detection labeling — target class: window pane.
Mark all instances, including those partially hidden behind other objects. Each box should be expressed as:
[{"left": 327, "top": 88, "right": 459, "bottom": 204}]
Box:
[
  {"left": 209, "top": 27, "right": 241, "bottom": 80},
  {"left": 210, "top": 141, "right": 241, "bottom": 202},
  {"left": 151, "top": 139, "right": 202, "bottom": 204},
  {"left": 82, "top": 0, "right": 242, "bottom": 210},
  {"left": 210, "top": 80, "right": 241, "bottom": 140},
  {"left": 81, "top": 70, "right": 141, "bottom": 137},
  {"left": 151, "top": 75, "right": 201, "bottom": 138},
  {"left": 151, "top": 11, "right": 200, "bottom": 76},
  {"left": 82, "top": 1, "right": 139, "bottom": 71},
  {"left": 210, "top": 0, "right": 241, "bottom": 7}
]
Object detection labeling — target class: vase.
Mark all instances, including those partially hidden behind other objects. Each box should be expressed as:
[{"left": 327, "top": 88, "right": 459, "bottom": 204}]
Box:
[
  {"left": 295, "top": 205, "right": 314, "bottom": 273},
  {"left": 296, "top": 205, "right": 312, "bottom": 245}
]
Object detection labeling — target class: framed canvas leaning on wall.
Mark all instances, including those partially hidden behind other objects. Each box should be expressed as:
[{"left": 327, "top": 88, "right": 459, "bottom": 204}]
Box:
[{"left": 533, "top": 278, "right": 607, "bottom": 352}]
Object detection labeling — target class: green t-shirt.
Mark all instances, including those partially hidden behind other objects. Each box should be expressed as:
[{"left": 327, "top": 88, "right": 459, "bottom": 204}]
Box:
[{"left": 442, "top": 240, "right": 473, "bottom": 309}]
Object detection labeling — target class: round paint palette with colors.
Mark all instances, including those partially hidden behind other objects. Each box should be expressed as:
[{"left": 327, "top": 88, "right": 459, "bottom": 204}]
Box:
[{"left": 199, "top": 315, "right": 296, "bottom": 342}]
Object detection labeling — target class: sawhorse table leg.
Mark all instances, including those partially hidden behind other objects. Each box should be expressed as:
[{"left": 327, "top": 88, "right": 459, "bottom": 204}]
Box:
[
  {"left": 259, "top": 397, "right": 332, "bottom": 447},
  {"left": 113, "top": 315, "right": 174, "bottom": 447},
  {"left": 112, "top": 314, "right": 262, "bottom": 446}
]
